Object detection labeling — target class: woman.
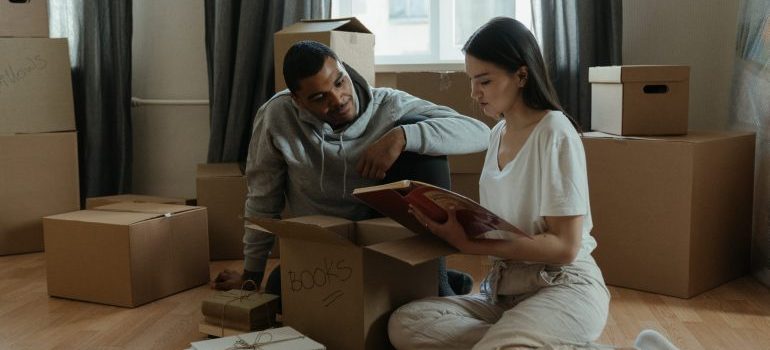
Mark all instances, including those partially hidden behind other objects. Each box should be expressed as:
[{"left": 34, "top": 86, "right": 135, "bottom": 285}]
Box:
[{"left": 389, "top": 17, "right": 610, "bottom": 349}]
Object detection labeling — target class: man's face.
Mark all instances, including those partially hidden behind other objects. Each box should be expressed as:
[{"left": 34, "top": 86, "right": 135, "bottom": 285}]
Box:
[{"left": 292, "top": 57, "right": 357, "bottom": 128}]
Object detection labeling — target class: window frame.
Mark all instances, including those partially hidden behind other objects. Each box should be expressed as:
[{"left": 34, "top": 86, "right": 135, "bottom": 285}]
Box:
[{"left": 332, "top": 0, "right": 530, "bottom": 70}]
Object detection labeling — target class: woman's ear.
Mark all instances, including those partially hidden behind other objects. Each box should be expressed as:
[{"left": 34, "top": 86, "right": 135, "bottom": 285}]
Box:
[{"left": 517, "top": 66, "right": 528, "bottom": 87}]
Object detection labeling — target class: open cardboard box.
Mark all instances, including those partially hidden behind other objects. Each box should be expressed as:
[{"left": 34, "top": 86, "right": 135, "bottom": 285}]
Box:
[{"left": 248, "top": 215, "right": 456, "bottom": 350}]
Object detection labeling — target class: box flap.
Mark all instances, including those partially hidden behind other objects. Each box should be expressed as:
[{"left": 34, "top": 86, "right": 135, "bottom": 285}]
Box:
[
  {"left": 280, "top": 17, "right": 371, "bottom": 34},
  {"left": 196, "top": 163, "right": 244, "bottom": 178},
  {"left": 87, "top": 194, "right": 185, "bottom": 204},
  {"left": 355, "top": 217, "right": 416, "bottom": 246},
  {"left": 583, "top": 131, "right": 755, "bottom": 144},
  {"left": 246, "top": 217, "right": 355, "bottom": 247},
  {"left": 94, "top": 202, "right": 199, "bottom": 215},
  {"left": 44, "top": 210, "right": 161, "bottom": 226},
  {"left": 366, "top": 235, "right": 457, "bottom": 266},
  {"left": 589, "top": 65, "right": 689, "bottom": 83}
]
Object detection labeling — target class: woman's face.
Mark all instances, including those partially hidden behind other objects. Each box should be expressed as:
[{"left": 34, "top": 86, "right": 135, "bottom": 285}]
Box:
[{"left": 465, "top": 54, "right": 525, "bottom": 118}]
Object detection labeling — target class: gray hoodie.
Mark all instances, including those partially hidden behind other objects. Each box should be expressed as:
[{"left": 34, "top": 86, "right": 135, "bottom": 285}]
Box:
[{"left": 243, "top": 67, "right": 490, "bottom": 273}]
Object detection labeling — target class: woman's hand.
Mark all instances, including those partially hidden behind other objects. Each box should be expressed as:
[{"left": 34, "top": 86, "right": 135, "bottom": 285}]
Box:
[{"left": 409, "top": 204, "right": 470, "bottom": 251}]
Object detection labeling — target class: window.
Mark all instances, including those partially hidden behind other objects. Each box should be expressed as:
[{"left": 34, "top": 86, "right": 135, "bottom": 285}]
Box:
[
  {"left": 389, "top": 0, "right": 429, "bottom": 22},
  {"left": 332, "top": 0, "right": 533, "bottom": 66}
]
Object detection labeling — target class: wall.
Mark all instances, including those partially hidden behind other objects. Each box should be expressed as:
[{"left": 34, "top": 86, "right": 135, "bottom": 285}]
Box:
[
  {"left": 623, "top": 0, "right": 740, "bottom": 130},
  {"left": 128, "top": 1, "right": 742, "bottom": 198},
  {"left": 131, "top": 0, "right": 209, "bottom": 199}
]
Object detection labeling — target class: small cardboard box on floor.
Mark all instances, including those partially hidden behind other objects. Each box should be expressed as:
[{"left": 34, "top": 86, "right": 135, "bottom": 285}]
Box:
[
  {"left": 583, "top": 131, "right": 755, "bottom": 298},
  {"left": 0, "top": 0, "right": 49, "bottom": 38},
  {"left": 0, "top": 132, "right": 80, "bottom": 256},
  {"left": 250, "top": 215, "right": 456, "bottom": 350},
  {"left": 43, "top": 202, "right": 210, "bottom": 307},
  {"left": 589, "top": 65, "right": 689, "bottom": 136},
  {"left": 274, "top": 17, "right": 374, "bottom": 92},
  {"left": 0, "top": 38, "right": 76, "bottom": 134}
]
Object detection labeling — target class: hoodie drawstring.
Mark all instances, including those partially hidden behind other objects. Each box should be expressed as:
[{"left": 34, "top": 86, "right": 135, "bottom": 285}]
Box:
[
  {"left": 318, "top": 134, "right": 326, "bottom": 194},
  {"left": 316, "top": 129, "right": 348, "bottom": 199},
  {"left": 340, "top": 134, "right": 348, "bottom": 199}
]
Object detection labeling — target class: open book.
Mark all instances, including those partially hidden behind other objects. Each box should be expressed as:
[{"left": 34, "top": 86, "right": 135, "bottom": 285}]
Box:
[{"left": 352, "top": 180, "right": 529, "bottom": 238}]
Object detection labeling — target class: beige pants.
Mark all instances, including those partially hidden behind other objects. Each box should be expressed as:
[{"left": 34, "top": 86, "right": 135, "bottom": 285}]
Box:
[{"left": 388, "top": 255, "right": 611, "bottom": 350}]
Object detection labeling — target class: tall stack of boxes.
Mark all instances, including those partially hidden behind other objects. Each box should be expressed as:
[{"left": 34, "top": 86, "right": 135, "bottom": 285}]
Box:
[
  {"left": 0, "top": 1, "right": 80, "bottom": 256},
  {"left": 585, "top": 65, "right": 755, "bottom": 298}
]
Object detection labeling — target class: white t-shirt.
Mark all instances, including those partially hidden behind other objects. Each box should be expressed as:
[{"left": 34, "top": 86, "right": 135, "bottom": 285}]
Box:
[{"left": 479, "top": 111, "right": 597, "bottom": 260}]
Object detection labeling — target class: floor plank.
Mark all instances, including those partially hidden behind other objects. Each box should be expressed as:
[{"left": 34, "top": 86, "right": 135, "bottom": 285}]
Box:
[{"left": 1, "top": 253, "right": 768, "bottom": 349}]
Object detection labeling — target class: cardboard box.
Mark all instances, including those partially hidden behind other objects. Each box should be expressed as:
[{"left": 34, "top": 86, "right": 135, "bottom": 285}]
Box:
[
  {"left": 589, "top": 65, "right": 689, "bottom": 136},
  {"left": 376, "top": 71, "right": 496, "bottom": 127},
  {"left": 354, "top": 217, "right": 415, "bottom": 246},
  {"left": 375, "top": 71, "right": 496, "bottom": 173},
  {"left": 583, "top": 131, "right": 755, "bottom": 298},
  {"left": 274, "top": 18, "right": 374, "bottom": 92},
  {"left": 0, "top": 132, "right": 79, "bottom": 255},
  {"left": 86, "top": 194, "right": 188, "bottom": 209},
  {"left": 251, "top": 215, "right": 456, "bottom": 350},
  {"left": 43, "top": 202, "right": 210, "bottom": 307},
  {"left": 0, "top": 0, "right": 49, "bottom": 38},
  {"left": 201, "top": 290, "right": 279, "bottom": 331},
  {"left": 0, "top": 38, "right": 75, "bottom": 134},
  {"left": 196, "top": 163, "right": 248, "bottom": 260},
  {"left": 451, "top": 173, "right": 481, "bottom": 203},
  {"left": 449, "top": 152, "right": 486, "bottom": 174}
]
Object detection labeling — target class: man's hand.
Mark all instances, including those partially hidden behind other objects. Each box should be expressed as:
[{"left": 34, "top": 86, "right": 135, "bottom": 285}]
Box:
[
  {"left": 211, "top": 269, "right": 258, "bottom": 291},
  {"left": 356, "top": 127, "right": 406, "bottom": 179}
]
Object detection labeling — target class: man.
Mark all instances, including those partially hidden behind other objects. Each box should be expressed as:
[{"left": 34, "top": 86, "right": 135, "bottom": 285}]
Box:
[{"left": 214, "top": 40, "right": 490, "bottom": 297}]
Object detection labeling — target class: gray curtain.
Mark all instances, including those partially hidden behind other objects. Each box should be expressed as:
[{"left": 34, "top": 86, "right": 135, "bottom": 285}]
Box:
[
  {"left": 532, "top": 0, "right": 622, "bottom": 130},
  {"left": 728, "top": 0, "right": 770, "bottom": 287},
  {"left": 205, "top": 0, "right": 330, "bottom": 163},
  {"left": 49, "top": 0, "right": 133, "bottom": 205}
]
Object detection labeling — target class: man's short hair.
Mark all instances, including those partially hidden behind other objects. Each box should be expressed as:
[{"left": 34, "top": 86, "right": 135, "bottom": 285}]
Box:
[{"left": 283, "top": 41, "right": 340, "bottom": 93}]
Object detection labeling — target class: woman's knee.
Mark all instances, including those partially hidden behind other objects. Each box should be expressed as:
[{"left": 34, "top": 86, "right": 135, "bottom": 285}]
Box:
[
  {"left": 389, "top": 302, "right": 425, "bottom": 349},
  {"left": 388, "top": 298, "right": 447, "bottom": 349}
]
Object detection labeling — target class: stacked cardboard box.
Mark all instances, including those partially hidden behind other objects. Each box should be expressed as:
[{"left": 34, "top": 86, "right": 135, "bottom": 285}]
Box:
[
  {"left": 589, "top": 65, "right": 690, "bottom": 136},
  {"left": 274, "top": 18, "right": 374, "bottom": 92},
  {"left": 375, "top": 71, "right": 492, "bottom": 202},
  {"left": 0, "top": 2, "right": 80, "bottom": 256},
  {"left": 583, "top": 132, "right": 754, "bottom": 298},
  {"left": 586, "top": 65, "right": 755, "bottom": 297}
]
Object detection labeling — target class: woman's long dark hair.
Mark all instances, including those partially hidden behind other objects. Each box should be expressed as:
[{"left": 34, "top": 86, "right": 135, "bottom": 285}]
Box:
[{"left": 463, "top": 17, "right": 581, "bottom": 130}]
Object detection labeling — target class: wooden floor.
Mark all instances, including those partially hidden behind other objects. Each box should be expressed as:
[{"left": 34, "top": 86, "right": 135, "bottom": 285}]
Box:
[{"left": 1, "top": 253, "right": 769, "bottom": 349}]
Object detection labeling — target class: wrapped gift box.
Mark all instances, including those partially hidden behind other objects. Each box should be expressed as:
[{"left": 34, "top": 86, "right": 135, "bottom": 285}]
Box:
[
  {"left": 201, "top": 290, "right": 279, "bottom": 331},
  {"left": 190, "top": 326, "right": 325, "bottom": 350}
]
